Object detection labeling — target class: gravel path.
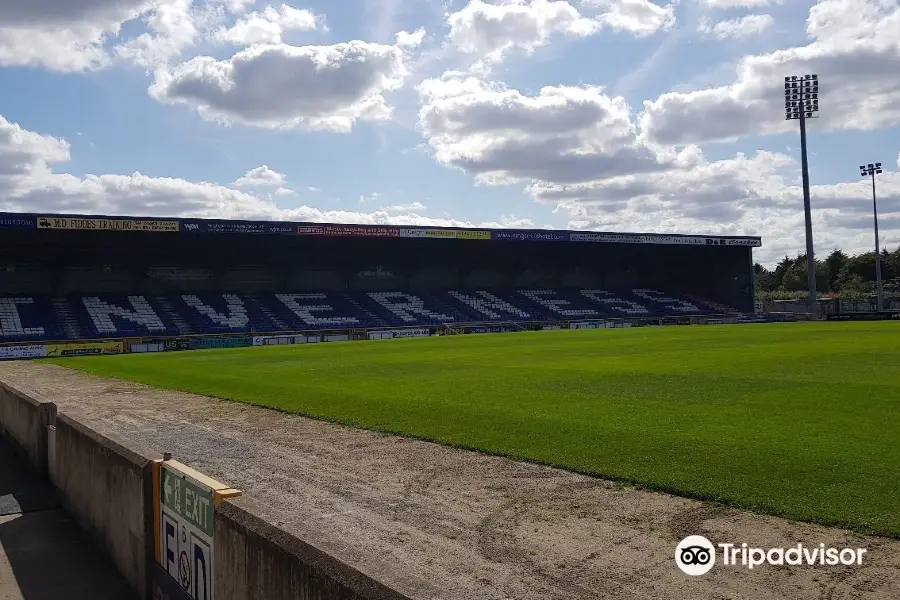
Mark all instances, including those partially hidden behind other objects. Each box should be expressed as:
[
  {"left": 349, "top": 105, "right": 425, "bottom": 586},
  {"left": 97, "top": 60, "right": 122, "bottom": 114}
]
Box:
[{"left": 1, "top": 361, "right": 898, "bottom": 600}]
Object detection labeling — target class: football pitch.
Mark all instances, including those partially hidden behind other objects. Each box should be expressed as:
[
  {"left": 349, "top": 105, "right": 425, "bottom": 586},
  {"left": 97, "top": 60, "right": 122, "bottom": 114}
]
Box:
[{"left": 52, "top": 322, "right": 900, "bottom": 538}]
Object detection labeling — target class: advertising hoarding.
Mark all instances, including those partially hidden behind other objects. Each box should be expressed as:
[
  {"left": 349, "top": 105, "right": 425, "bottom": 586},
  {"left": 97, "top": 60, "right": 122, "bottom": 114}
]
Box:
[{"left": 37, "top": 216, "right": 179, "bottom": 232}]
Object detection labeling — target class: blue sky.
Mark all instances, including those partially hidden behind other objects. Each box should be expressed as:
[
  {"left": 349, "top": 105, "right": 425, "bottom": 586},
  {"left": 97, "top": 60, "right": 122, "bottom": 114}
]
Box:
[{"left": 0, "top": 0, "right": 897, "bottom": 265}]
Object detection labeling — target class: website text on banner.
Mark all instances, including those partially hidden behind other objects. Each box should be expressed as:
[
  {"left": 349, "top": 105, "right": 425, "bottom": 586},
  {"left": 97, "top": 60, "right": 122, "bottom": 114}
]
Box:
[
  {"left": 493, "top": 231, "right": 569, "bottom": 242},
  {"left": 37, "top": 216, "right": 180, "bottom": 232}
]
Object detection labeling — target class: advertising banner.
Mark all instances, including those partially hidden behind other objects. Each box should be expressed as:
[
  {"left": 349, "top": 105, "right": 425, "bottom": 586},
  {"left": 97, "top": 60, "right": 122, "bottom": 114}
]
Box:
[
  {"left": 182, "top": 221, "right": 296, "bottom": 235},
  {"left": 252, "top": 335, "right": 298, "bottom": 346},
  {"left": 0, "top": 214, "right": 37, "bottom": 229},
  {"left": 389, "top": 328, "right": 431, "bottom": 339},
  {"left": 0, "top": 345, "right": 46, "bottom": 360},
  {"left": 493, "top": 230, "right": 569, "bottom": 242},
  {"left": 567, "top": 232, "right": 762, "bottom": 246},
  {"left": 704, "top": 237, "right": 761, "bottom": 247},
  {"left": 37, "top": 216, "right": 179, "bottom": 232},
  {"left": 322, "top": 225, "right": 399, "bottom": 237},
  {"left": 455, "top": 230, "right": 491, "bottom": 240},
  {"left": 296, "top": 225, "right": 325, "bottom": 235},
  {"left": 399, "top": 228, "right": 427, "bottom": 238},
  {"left": 570, "top": 232, "right": 712, "bottom": 245},
  {"left": 135, "top": 338, "right": 191, "bottom": 352},
  {"left": 154, "top": 460, "right": 240, "bottom": 600},
  {"left": 189, "top": 336, "right": 252, "bottom": 350},
  {"left": 44, "top": 341, "right": 124, "bottom": 357},
  {"left": 424, "top": 229, "right": 458, "bottom": 238}
]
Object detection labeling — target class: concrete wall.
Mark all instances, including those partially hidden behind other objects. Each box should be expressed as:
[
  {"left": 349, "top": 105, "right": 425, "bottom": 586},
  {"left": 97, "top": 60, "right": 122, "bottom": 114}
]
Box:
[
  {"left": 0, "top": 379, "right": 415, "bottom": 600},
  {"left": 51, "top": 414, "right": 155, "bottom": 598},
  {"left": 215, "top": 496, "right": 412, "bottom": 600},
  {"left": 0, "top": 381, "right": 56, "bottom": 474}
]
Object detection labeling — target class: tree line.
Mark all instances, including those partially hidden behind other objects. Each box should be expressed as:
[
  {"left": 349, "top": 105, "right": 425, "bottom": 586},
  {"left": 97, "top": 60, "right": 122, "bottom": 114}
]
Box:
[{"left": 754, "top": 246, "right": 900, "bottom": 300}]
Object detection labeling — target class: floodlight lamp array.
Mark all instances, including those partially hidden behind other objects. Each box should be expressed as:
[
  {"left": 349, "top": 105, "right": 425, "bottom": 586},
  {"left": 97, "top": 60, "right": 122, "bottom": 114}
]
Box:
[
  {"left": 860, "top": 162, "right": 883, "bottom": 177},
  {"left": 784, "top": 74, "right": 819, "bottom": 120}
]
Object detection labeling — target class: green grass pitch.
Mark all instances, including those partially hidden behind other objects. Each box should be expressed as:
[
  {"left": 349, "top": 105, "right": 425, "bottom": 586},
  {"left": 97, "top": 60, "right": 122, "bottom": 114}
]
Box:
[{"left": 52, "top": 322, "right": 900, "bottom": 537}]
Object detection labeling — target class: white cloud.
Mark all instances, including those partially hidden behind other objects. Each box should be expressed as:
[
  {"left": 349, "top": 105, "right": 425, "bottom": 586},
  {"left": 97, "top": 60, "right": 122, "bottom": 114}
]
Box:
[
  {"left": 446, "top": 0, "right": 673, "bottom": 65},
  {"left": 0, "top": 0, "right": 156, "bottom": 71},
  {"left": 585, "top": 0, "right": 677, "bottom": 36},
  {"left": 395, "top": 28, "right": 427, "bottom": 49},
  {"left": 698, "top": 13, "right": 774, "bottom": 39},
  {"left": 447, "top": 0, "right": 599, "bottom": 62},
  {"left": 274, "top": 186, "right": 296, "bottom": 195},
  {"left": 0, "top": 113, "right": 502, "bottom": 229},
  {"left": 897, "top": 150, "right": 900, "bottom": 169},
  {"left": 701, "top": 0, "right": 782, "bottom": 7},
  {"left": 149, "top": 40, "right": 409, "bottom": 131},
  {"left": 383, "top": 202, "right": 428, "bottom": 212},
  {"left": 418, "top": 73, "right": 683, "bottom": 186},
  {"left": 215, "top": 4, "right": 323, "bottom": 46},
  {"left": 114, "top": 0, "right": 203, "bottom": 68},
  {"left": 234, "top": 165, "right": 286, "bottom": 186},
  {"left": 640, "top": 0, "right": 900, "bottom": 147},
  {"left": 416, "top": 69, "right": 900, "bottom": 265}
]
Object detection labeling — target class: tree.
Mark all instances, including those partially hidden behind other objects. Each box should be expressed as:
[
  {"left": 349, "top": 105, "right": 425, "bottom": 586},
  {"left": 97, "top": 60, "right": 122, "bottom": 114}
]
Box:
[{"left": 825, "top": 249, "right": 847, "bottom": 291}]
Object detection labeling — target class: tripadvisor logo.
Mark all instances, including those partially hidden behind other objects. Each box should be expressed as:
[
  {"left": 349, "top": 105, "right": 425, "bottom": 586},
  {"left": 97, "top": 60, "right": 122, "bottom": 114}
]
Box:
[{"left": 675, "top": 536, "right": 867, "bottom": 576}]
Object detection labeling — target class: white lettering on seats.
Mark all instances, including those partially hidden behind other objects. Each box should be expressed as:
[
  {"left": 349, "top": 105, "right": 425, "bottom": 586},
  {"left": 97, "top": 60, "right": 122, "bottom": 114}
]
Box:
[
  {"left": 276, "top": 293, "right": 359, "bottom": 326},
  {"left": 182, "top": 294, "right": 250, "bottom": 329}
]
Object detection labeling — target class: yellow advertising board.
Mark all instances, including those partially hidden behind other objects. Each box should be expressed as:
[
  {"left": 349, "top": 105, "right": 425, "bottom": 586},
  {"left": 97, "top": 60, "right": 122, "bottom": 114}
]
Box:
[
  {"left": 424, "top": 229, "right": 458, "bottom": 238},
  {"left": 37, "top": 216, "right": 179, "bottom": 232},
  {"left": 44, "top": 341, "right": 124, "bottom": 358},
  {"left": 456, "top": 230, "right": 491, "bottom": 240}
]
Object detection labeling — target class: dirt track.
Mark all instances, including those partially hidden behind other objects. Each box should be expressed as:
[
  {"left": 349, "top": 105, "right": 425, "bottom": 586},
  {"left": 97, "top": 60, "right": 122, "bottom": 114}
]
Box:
[{"left": 1, "top": 361, "right": 898, "bottom": 600}]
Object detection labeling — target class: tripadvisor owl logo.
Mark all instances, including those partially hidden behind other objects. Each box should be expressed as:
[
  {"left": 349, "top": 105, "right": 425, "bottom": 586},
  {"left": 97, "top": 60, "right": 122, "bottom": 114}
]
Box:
[{"left": 676, "top": 535, "right": 716, "bottom": 576}]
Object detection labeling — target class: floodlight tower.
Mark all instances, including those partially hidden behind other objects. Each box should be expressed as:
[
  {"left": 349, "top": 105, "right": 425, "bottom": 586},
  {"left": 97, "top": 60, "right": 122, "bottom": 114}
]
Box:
[
  {"left": 784, "top": 74, "right": 819, "bottom": 316},
  {"left": 859, "top": 162, "right": 884, "bottom": 311}
]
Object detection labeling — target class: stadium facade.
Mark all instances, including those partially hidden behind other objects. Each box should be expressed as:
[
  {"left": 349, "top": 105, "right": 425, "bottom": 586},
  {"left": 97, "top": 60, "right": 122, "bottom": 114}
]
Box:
[{"left": 0, "top": 212, "right": 761, "bottom": 355}]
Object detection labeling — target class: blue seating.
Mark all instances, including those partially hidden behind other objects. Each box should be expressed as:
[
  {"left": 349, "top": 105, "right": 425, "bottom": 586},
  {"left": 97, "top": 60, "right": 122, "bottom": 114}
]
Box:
[
  {"left": 0, "top": 296, "right": 64, "bottom": 341},
  {"left": 0, "top": 289, "right": 735, "bottom": 342},
  {"left": 74, "top": 294, "right": 179, "bottom": 339},
  {"left": 176, "top": 292, "right": 276, "bottom": 334}
]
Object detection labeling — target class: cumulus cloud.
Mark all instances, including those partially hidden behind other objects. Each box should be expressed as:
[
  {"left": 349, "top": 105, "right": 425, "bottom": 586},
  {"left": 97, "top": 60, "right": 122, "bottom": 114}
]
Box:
[
  {"left": 418, "top": 73, "right": 688, "bottom": 185},
  {"left": 0, "top": 0, "right": 156, "bottom": 71},
  {"left": 0, "top": 113, "right": 506, "bottom": 229},
  {"left": 149, "top": 40, "right": 408, "bottom": 131},
  {"left": 214, "top": 4, "right": 323, "bottom": 46},
  {"left": 416, "top": 69, "right": 900, "bottom": 265},
  {"left": 395, "top": 28, "right": 427, "bottom": 49},
  {"left": 447, "top": 0, "right": 673, "bottom": 64},
  {"left": 233, "top": 165, "right": 286, "bottom": 186},
  {"left": 701, "top": 0, "right": 782, "bottom": 7},
  {"left": 585, "top": 0, "right": 677, "bottom": 36},
  {"left": 640, "top": 0, "right": 900, "bottom": 146},
  {"left": 698, "top": 13, "right": 774, "bottom": 39}
]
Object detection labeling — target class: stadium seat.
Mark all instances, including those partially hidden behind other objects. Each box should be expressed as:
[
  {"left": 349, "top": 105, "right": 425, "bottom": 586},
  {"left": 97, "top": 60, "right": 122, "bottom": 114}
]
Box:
[
  {"left": 0, "top": 297, "right": 47, "bottom": 340},
  {"left": 580, "top": 290, "right": 651, "bottom": 317},
  {"left": 275, "top": 293, "right": 363, "bottom": 329},
  {"left": 179, "top": 293, "right": 259, "bottom": 333},
  {"left": 364, "top": 292, "right": 459, "bottom": 326},
  {"left": 519, "top": 290, "right": 601, "bottom": 319},
  {"left": 632, "top": 289, "right": 701, "bottom": 315},
  {"left": 445, "top": 290, "right": 532, "bottom": 321},
  {"left": 78, "top": 295, "right": 176, "bottom": 338}
]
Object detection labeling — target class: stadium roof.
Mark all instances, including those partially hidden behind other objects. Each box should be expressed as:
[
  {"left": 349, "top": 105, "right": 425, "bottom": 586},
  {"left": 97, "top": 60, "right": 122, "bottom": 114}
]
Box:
[{"left": 0, "top": 212, "right": 762, "bottom": 247}]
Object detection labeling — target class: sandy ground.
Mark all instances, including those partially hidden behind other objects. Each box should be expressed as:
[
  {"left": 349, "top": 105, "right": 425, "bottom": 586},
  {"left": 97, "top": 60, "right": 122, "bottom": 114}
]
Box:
[{"left": 0, "top": 361, "right": 898, "bottom": 600}]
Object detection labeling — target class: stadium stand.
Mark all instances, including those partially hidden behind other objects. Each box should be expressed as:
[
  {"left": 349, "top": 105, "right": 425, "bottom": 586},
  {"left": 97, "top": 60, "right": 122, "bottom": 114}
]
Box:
[
  {"left": 0, "top": 213, "right": 760, "bottom": 344},
  {"left": 0, "top": 288, "right": 734, "bottom": 341}
]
